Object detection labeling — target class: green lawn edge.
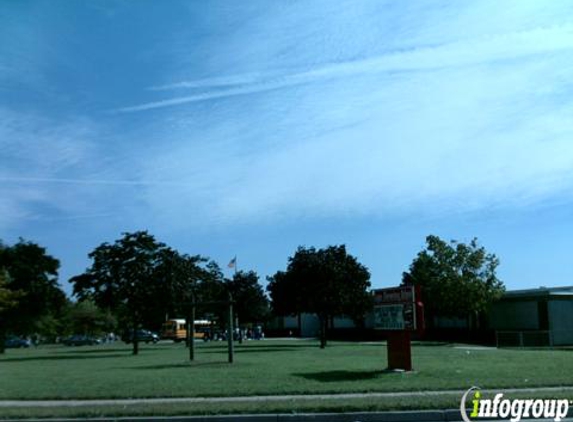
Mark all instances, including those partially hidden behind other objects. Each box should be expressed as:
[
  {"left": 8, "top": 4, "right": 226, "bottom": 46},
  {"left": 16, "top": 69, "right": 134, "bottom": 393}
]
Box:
[{"left": 3, "top": 392, "right": 573, "bottom": 420}]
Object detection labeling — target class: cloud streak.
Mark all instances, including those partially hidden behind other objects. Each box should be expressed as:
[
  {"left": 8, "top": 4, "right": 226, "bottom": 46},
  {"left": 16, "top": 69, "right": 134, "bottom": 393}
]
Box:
[
  {"left": 0, "top": 109, "right": 136, "bottom": 231},
  {"left": 3, "top": 0, "right": 573, "bottom": 294},
  {"left": 117, "top": 23, "right": 573, "bottom": 112},
  {"left": 0, "top": 176, "right": 191, "bottom": 186},
  {"left": 129, "top": 17, "right": 573, "bottom": 228},
  {"left": 4, "top": 1, "right": 573, "bottom": 234}
]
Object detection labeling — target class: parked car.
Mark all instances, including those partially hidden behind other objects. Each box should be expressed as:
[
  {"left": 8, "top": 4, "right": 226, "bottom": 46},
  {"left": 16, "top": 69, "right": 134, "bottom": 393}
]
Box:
[
  {"left": 4, "top": 336, "right": 32, "bottom": 348},
  {"left": 63, "top": 335, "right": 101, "bottom": 346},
  {"left": 123, "top": 329, "right": 159, "bottom": 344}
]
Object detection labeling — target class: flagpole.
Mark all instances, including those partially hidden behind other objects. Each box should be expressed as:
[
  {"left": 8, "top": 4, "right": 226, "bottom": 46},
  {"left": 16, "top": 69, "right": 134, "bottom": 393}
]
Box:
[{"left": 228, "top": 256, "right": 238, "bottom": 276}]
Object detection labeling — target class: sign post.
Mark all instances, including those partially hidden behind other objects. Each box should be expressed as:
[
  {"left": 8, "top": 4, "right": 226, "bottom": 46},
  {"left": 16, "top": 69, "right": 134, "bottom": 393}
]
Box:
[{"left": 372, "top": 286, "right": 422, "bottom": 371}]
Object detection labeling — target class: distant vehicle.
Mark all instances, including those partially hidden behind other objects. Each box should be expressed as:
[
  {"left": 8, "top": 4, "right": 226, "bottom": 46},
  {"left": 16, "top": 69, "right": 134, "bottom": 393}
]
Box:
[
  {"left": 123, "top": 329, "right": 159, "bottom": 344},
  {"left": 4, "top": 336, "right": 32, "bottom": 348},
  {"left": 161, "top": 319, "right": 211, "bottom": 342},
  {"left": 63, "top": 335, "right": 101, "bottom": 346}
]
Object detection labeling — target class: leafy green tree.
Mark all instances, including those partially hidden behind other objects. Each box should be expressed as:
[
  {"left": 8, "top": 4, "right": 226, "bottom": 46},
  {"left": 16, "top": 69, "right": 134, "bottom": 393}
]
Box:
[
  {"left": 402, "top": 235, "right": 504, "bottom": 328},
  {"left": 226, "top": 270, "right": 269, "bottom": 326},
  {"left": 267, "top": 270, "right": 306, "bottom": 335},
  {"left": 193, "top": 261, "right": 227, "bottom": 323},
  {"left": 70, "top": 231, "right": 172, "bottom": 355},
  {"left": 70, "top": 231, "right": 219, "bottom": 354},
  {"left": 268, "top": 245, "right": 371, "bottom": 348},
  {"left": 35, "top": 313, "right": 64, "bottom": 342},
  {"left": 267, "top": 270, "right": 302, "bottom": 317},
  {"left": 0, "top": 239, "right": 66, "bottom": 350},
  {"left": 67, "top": 299, "right": 117, "bottom": 336},
  {"left": 0, "top": 269, "right": 23, "bottom": 353},
  {"left": 0, "top": 269, "right": 20, "bottom": 313},
  {"left": 156, "top": 249, "right": 213, "bottom": 320},
  {"left": 156, "top": 250, "right": 225, "bottom": 350}
]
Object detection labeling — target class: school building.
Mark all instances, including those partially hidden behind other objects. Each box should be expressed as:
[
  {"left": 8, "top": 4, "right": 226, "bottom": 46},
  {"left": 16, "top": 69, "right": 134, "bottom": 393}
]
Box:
[
  {"left": 268, "top": 286, "right": 573, "bottom": 346},
  {"left": 489, "top": 286, "right": 573, "bottom": 347}
]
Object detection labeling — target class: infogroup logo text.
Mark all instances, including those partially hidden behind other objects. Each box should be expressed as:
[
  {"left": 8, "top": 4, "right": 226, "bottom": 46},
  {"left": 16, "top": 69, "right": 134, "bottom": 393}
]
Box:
[{"left": 460, "top": 387, "right": 570, "bottom": 422}]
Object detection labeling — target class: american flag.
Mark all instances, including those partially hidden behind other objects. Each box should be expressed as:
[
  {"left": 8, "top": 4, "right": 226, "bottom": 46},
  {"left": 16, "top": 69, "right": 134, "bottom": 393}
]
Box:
[{"left": 227, "top": 256, "right": 236, "bottom": 268}]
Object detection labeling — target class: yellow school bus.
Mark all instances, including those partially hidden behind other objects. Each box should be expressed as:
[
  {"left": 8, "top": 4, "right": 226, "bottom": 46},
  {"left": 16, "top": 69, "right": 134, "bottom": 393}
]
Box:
[{"left": 161, "top": 319, "right": 211, "bottom": 342}]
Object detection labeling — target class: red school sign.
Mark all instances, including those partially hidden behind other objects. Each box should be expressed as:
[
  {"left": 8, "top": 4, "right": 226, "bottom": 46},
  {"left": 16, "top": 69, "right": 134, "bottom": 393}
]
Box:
[
  {"left": 372, "top": 285, "right": 424, "bottom": 371},
  {"left": 372, "top": 285, "right": 423, "bottom": 332}
]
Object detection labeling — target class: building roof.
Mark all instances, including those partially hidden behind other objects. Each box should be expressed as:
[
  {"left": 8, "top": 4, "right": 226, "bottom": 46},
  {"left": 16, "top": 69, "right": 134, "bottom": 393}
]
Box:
[{"left": 503, "top": 286, "right": 573, "bottom": 299}]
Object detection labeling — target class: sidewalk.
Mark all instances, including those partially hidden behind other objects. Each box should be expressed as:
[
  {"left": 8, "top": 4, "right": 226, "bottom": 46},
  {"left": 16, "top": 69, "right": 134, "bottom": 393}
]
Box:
[
  {"left": 0, "top": 409, "right": 469, "bottom": 422},
  {"left": 2, "top": 386, "right": 573, "bottom": 407}
]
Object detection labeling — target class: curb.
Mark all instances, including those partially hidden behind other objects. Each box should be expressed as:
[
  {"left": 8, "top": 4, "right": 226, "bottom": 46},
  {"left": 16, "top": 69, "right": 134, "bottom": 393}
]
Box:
[
  {"left": 3, "top": 386, "right": 573, "bottom": 408},
  {"left": 4, "top": 408, "right": 573, "bottom": 422},
  {"left": 1, "top": 409, "right": 465, "bottom": 422}
]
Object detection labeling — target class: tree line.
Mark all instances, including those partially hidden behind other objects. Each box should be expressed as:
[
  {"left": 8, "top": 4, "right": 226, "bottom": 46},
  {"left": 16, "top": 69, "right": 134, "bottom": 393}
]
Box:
[{"left": 0, "top": 231, "right": 505, "bottom": 354}]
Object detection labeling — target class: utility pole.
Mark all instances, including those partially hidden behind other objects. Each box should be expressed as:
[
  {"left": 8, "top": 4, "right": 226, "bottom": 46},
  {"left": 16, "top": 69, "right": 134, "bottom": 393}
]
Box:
[
  {"left": 189, "top": 292, "right": 196, "bottom": 361},
  {"left": 227, "top": 292, "right": 234, "bottom": 364}
]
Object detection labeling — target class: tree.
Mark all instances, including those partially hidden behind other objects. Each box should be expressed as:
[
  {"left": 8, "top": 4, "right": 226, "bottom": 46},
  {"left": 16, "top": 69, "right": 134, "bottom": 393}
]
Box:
[
  {"left": 0, "top": 269, "right": 23, "bottom": 354},
  {"left": 267, "top": 270, "right": 305, "bottom": 334},
  {"left": 156, "top": 249, "right": 213, "bottom": 321},
  {"left": 70, "top": 231, "right": 172, "bottom": 355},
  {"left": 267, "top": 245, "right": 371, "bottom": 348},
  {"left": 402, "top": 235, "right": 504, "bottom": 328},
  {"left": 0, "top": 269, "right": 20, "bottom": 313},
  {"left": 226, "top": 270, "right": 269, "bottom": 326},
  {"left": 156, "top": 250, "right": 224, "bottom": 354},
  {"left": 0, "top": 239, "right": 66, "bottom": 351},
  {"left": 67, "top": 299, "right": 117, "bottom": 337},
  {"left": 70, "top": 231, "right": 216, "bottom": 355}
]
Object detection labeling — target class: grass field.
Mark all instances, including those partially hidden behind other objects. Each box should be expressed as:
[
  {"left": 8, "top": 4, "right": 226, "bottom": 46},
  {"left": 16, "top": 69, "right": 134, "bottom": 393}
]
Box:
[{"left": 2, "top": 339, "right": 573, "bottom": 401}]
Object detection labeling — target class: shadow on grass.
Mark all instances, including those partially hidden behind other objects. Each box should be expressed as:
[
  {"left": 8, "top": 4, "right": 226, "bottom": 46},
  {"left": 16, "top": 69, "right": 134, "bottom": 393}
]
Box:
[
  {"left": 130, "top": 361, "right": 232, "bottom": 370},
  {"left": 0, "top": 353, "right": 129, "bottom": 362},
  {"left": 234, "top": 346, "right": 306, "bottom": 353},
  {"left": 237, "top": 342, "right": 315, "bottom": 348},
  {"left": 61, "top": 347, "right": 132, "bottom": 354},
  {"left": 295, "top": 369, "right": 386, "bottom": 382},
  {"left": 411, "top": 341, "right": 451, "bottom": 347},
  {"left": 61, "top": 345, "right": 174, "bottom": 354},
  {"left": 200, "top": 343, "right": 315, "bottom": 353},
  {"left": 356, "top": 341, "right": 451, "bottom": 347}
]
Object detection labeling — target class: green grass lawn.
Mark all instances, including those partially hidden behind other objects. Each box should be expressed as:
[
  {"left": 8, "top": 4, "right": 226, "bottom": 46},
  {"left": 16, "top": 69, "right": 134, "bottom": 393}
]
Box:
[{"left": 1, "top": 339, "right": 573, "bottom": 401}]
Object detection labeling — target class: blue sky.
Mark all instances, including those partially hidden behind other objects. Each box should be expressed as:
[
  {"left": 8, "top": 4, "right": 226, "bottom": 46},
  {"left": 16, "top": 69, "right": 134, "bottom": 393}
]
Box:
[{"left": 2, "top": 1, "right": 573, "bottom": 296}]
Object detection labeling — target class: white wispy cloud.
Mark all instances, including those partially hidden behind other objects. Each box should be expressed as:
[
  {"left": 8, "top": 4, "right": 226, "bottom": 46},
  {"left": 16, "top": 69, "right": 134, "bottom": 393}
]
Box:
[
  {"left": 117, "top": 23, "right": 573, "bottom": 113},
  {"left": 28, "top": 212, "right": 117, "bottom": 222},
  {"left": 148, "top": 72, "right": 269, "bottom": 91},
  {"left": 0, "top": 177, "right": 190, "bottom": 186},
  {"left": 127, "top": 7, "right": 573, "bottom": 228},
  {"left": 5, "top": 0, "right": 573, "bottom": 234},
  {"left": 0, "top": 109, "right": 130, "bottom": 231}
]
